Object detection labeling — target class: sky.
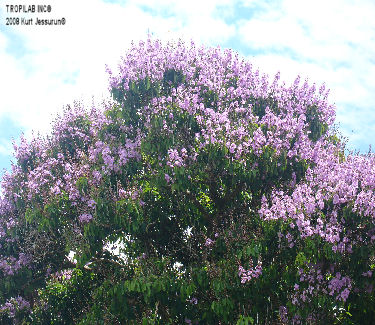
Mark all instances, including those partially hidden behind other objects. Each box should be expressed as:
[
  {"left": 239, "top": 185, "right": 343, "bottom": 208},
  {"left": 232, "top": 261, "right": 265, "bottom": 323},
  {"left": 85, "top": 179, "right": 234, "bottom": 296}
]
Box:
[{"left": 0, "top": 0, "right": 374, "bottom": 177}]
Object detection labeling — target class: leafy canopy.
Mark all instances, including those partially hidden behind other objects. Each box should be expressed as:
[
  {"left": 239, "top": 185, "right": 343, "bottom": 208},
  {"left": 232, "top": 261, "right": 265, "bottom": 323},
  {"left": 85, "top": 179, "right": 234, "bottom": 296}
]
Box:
[{"left": 1, "top": 38, "right": 375, "bottom": 324}]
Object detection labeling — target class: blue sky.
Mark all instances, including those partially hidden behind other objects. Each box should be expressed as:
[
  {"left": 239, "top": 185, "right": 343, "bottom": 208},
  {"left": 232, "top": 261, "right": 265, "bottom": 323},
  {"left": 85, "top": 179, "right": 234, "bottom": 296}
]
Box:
[{"left": 1, "top": 0, "right": 375, "bottom": 177}]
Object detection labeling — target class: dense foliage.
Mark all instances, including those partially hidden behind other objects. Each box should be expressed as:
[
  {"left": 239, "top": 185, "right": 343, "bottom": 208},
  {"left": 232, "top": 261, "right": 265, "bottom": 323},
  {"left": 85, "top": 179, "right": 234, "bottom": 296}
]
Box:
[{"left": 1, "top": 38, "right": 375, "bottom": 324}]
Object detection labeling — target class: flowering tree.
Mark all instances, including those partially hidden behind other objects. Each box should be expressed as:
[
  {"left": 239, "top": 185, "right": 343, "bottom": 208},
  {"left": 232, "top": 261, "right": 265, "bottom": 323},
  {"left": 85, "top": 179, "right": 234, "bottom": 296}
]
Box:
[{"left": 1, "top": 38, "right": 375, "bottom": 324}]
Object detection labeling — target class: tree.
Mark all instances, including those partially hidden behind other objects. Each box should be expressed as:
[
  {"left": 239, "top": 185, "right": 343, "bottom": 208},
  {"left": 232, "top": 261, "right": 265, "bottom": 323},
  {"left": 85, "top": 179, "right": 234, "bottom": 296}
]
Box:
[{"left": 1, "top": 37, "right": 374, "bottom": 324}]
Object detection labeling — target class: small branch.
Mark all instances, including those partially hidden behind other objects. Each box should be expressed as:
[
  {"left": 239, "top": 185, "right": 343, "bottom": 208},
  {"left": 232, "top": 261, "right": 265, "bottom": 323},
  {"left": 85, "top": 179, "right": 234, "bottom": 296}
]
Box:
[{"left": 85, "top": 257, "right": 127, "bottom": 270}]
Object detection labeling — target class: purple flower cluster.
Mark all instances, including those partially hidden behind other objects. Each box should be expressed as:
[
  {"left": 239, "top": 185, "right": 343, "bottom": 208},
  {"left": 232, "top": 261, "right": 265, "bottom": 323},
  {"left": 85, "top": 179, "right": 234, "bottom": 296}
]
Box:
[
  {"left": 50, "top": 268, "right": 74, "bottom": 282},
  {"left": 328, "top": 272, "right": 352, "bottom": 301},
  {"left": 0, "top": 253, "right": 31, "bottom": 276},
  {"left": 188, "top": 297, "right": 198, "bottom": 304},
  {"left": 238, "top": 262, "right": 263, "bottom": 283},
  {"left": 167, "top": 149, "right": 185, "bottom": 168},
  {"left": 0, "top": 296, "right": 30, "bottom": 318},
  {"left": 291, "top": 264, "right": 353, "bottom": 308},
  {"left": 79, "top": 213, "right": 93, "bottom": 223},
  {"left": 279, "top": 305, "right": 288, "bottom": 323},
  {"left": 204, "top": 237, "right": 215, "bottom": 247},
  {"left": 259, "top": 143, "right": 375, "bottom": 250}
]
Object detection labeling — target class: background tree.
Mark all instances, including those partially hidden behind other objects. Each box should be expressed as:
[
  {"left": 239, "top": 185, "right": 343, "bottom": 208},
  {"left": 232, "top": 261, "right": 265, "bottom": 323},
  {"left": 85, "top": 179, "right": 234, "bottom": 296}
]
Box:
[{"left": 0, "top": 38, "right": 374, "bottom": 324}]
